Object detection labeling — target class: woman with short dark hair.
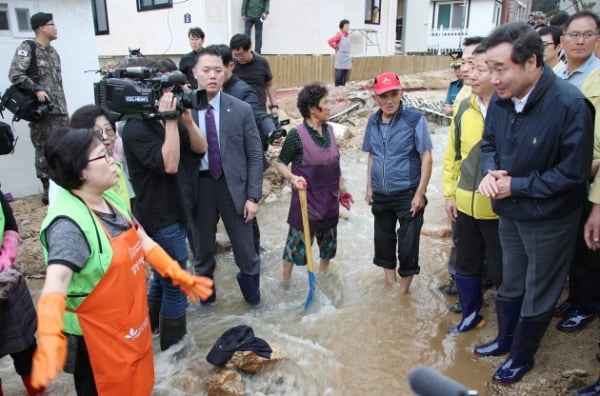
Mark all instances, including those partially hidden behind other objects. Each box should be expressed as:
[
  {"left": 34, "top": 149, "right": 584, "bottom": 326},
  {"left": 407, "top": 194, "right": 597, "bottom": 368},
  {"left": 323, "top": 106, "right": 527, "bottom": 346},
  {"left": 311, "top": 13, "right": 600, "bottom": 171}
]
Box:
[
  {"left": 48, "top": 105, "right": 135, "bottom": 210},
  {"left": 31, "top": 126, "right": 213, "bottom": 395},
  {"left": 71, "top": 105, "right": 134, "bottom": 209},
  {"left": 275, "top": 83, "right": 353, "bottom": 284}
]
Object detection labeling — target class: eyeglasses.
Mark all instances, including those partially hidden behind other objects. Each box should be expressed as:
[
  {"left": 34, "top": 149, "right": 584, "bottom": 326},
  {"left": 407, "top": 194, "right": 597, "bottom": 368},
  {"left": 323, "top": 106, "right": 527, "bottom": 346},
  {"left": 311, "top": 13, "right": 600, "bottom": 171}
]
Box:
[
  {"left": 88, "top": 152, "right": 110, "bottom": 163},
  {"left": 92, "top": 126, "right": 116, "bottom": 141},
  {"left": 542, "top": 42, "right": 556, "bottom": 47},
  {"left": 565, "top": 31, "right": 599, "bottom": 40},
  {"left": 44, "top": 23, "right": 55, "bottom": 26}
]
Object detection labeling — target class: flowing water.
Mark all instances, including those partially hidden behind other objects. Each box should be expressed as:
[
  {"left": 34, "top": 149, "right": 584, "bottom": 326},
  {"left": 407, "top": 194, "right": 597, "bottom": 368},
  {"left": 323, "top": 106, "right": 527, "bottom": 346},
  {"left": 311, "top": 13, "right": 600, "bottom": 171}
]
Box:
[{"left": 0, "top": 126, "right": 494, "bottom": 395}]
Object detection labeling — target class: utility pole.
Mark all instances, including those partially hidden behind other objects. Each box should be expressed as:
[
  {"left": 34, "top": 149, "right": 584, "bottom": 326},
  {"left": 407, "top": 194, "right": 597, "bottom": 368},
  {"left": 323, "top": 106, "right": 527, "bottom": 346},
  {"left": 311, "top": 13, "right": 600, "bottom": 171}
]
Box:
[{"left": 501, "top": 0, "right": 510, "bottom": 23}]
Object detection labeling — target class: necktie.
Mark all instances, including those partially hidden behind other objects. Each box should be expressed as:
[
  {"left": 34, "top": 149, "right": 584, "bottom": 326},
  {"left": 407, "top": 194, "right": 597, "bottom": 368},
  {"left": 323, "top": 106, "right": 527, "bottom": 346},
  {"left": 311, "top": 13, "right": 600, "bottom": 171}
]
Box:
[{"left": 205, "top": 105, "right": 223, "bottom": 180}]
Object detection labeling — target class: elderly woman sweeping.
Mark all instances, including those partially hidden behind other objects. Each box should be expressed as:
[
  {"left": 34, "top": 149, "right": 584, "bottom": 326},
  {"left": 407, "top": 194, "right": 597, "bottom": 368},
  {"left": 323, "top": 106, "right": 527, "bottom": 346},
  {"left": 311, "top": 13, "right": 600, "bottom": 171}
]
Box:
[{"left": 275, "top": 83, "right": 353, "bottom": 285}]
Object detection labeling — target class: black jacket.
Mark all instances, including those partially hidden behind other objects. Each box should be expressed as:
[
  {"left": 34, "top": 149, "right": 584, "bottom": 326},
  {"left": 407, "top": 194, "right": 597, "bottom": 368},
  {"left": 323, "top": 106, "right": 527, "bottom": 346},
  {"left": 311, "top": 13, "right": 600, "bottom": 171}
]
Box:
[
  {"left": 481, "top": 65, "right": 594, "bottom": 220},
  {"left": 223, "top": 75, "right": 275, "bottom": 169}
]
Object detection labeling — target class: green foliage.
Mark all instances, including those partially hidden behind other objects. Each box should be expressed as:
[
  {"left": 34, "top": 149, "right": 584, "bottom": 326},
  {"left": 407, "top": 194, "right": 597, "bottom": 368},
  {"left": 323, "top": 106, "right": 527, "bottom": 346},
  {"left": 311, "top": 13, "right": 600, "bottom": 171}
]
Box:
[{"left": 532, "top": 0, "right": 559, "bottom": 13}]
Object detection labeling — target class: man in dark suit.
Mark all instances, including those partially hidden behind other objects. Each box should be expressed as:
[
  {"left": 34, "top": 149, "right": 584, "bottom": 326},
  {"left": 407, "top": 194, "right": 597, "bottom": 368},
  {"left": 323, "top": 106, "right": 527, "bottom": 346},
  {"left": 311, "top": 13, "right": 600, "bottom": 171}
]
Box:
[
  {"left": 191, "top": 46, "right": 264, "bottom": 305},
  {"left": 214, "top": 44, "right": 287, "bottom": 256}
]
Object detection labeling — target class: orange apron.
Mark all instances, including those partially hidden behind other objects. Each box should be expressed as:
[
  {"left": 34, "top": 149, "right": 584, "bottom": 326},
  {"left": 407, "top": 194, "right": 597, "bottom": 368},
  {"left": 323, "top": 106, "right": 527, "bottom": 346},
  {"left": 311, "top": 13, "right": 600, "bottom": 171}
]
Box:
[{"left": 70, "top": 215, "right": 154, "bottom": 395}]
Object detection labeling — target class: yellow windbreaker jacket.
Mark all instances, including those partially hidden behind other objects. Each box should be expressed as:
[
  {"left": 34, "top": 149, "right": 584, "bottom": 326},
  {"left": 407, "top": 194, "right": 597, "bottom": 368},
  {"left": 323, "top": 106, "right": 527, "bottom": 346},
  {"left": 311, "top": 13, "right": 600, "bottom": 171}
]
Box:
[{"left": 443, "top": 95, "right": 497, "bottom": 220}]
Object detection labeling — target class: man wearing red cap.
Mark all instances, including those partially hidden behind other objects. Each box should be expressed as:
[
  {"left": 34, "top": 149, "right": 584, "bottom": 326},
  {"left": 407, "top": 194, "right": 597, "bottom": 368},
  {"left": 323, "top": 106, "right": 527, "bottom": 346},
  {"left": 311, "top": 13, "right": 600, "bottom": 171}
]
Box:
[{"left": 362, "top": 72, "right": 433, "bottom": 294}]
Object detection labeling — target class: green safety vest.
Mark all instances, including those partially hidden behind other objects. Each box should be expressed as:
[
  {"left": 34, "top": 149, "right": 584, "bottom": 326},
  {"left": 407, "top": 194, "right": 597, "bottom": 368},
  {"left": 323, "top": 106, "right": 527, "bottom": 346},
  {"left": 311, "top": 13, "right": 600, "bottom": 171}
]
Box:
[{"left": 40, "top": 188, "right": 132, "bottom": 335}]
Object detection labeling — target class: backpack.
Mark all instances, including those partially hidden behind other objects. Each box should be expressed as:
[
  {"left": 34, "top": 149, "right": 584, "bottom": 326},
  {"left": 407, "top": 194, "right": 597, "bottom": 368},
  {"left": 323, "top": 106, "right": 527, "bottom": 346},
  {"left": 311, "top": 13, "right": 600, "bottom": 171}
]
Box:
[
  {"left": 0, "top": 40, "right": 52, "bottom": 122},
  {"left": 0, "top": 122, "right": 16, "bottom": 155}
]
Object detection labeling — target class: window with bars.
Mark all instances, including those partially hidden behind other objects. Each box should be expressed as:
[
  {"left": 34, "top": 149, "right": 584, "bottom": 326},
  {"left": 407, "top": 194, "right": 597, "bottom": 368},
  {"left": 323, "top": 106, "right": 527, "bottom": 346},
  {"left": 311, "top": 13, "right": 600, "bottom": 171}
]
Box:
[
  {"left": 137, "top": 0, "right": 172, "bottom": 12},
  {"left": 15, "top": 8, "right": 29, "bottom": 32},
  {"left": 0, "top": 3, "right": 9, "bottom": 31},
  {"left": 365, "top": 0, "right": 381, "bottom": 25},
  {"left": 92, "top": 0, "right": 109, "bottom": 34},
  {"left": 435, "top": 1, "right": 465, "bottom": 29}
]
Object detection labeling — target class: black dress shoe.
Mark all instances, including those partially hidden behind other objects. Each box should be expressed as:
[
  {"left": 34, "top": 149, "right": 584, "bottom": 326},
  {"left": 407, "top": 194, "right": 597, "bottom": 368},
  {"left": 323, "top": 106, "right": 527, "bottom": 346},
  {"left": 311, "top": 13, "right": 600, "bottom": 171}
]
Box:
[
  {"left": 557, "top": 307, "right": 596, "bottom": 332},
  {"left": 554, "top": 299, "right": 573, "bottom": 317}
]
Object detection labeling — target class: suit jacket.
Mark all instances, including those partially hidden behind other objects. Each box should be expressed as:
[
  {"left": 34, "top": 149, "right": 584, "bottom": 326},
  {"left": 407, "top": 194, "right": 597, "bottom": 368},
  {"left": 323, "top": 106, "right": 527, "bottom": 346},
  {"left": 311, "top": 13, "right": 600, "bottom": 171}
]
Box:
[
  {"left": 193, "top": 91, "right": 263, "bottom": 214},
  {"left": 224, "top": 75, "right": 275, "bottom": 148}
]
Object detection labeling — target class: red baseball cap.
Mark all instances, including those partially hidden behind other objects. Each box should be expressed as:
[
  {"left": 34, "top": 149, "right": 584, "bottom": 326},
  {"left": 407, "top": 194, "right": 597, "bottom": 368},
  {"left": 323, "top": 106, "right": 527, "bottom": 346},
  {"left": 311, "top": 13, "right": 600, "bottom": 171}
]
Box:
[{"left": 373, "top": 72, "right": 402, "bottom": 95}]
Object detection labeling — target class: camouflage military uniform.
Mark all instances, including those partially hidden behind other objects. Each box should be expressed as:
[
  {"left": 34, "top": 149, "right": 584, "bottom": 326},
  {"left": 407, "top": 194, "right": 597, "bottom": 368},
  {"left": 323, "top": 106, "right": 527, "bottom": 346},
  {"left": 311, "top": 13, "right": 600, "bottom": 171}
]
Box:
[{"left": 8, "top": 40, "right": 68, "bottom": 179}]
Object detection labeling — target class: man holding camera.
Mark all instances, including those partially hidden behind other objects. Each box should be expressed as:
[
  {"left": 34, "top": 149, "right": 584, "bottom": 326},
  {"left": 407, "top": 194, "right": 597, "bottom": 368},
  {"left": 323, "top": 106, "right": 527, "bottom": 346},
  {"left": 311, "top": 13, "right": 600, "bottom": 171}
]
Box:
[
  {"left": 8, "top": 12, "right": 68, "bottom": 204},
  {"left": 191, "top": 46, "right": 264, "bottom": 305},
  {"left": 120, "top": 58, "right": 208, "bottom": 351}
]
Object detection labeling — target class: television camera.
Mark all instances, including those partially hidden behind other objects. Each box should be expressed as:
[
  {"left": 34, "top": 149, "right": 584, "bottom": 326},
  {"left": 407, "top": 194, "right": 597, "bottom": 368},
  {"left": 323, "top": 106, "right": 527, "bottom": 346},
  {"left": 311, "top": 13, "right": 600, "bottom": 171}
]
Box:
[
  {"left": 268, "top": 113, "right": 290, "bottom": 145},
  {"left": 94, "top": 67, "right": 207, "bottom": 120}
]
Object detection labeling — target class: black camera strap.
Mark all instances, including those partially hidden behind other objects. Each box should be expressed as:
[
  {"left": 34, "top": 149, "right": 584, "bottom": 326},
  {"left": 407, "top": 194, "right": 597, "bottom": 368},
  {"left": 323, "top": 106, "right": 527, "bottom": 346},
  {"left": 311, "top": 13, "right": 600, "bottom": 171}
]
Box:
[
  {"left": 0, "top": 40, "right": 42, "bottom": 122},
  {"left": 25, "top": 40, "right": 40, "bottom": 83}
]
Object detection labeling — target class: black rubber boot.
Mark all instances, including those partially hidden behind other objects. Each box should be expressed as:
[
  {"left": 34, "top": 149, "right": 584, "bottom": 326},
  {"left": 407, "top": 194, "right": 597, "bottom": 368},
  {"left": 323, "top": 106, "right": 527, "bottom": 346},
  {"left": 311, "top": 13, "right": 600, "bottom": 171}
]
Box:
[
  {"left": 148, "top": 298, "right": 161, "bottom": 335},
  {"left": 474, "top": 296, "right": 522, "bottom": 356},
  {"left": 40, "top": 177, "right": 49, "bottom": 205},
  {"left": 200, "top": 272, "right": 216, "bottom": 305},
  {"left": 557, "top": 306, "right": 597, "bottom": 332},
  {"left": 491, "top": 312, "right": 552, "bottom": 385},
  {"left": 159, "top": 315, "right": 187, "bottom": 351},
  {"left": 448, "top": 275, "right": 484, "bottom": 334},
  {"left": 236, "top": 272, "right": 260, "bottom": 305}
]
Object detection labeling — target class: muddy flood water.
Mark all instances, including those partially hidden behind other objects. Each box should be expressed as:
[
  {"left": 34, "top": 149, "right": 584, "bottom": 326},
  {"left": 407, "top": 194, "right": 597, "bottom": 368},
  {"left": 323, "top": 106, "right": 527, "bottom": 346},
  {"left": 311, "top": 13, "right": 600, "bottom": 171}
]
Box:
[{"left": 0, "top": 126, "right": 497, "bottom": 395}]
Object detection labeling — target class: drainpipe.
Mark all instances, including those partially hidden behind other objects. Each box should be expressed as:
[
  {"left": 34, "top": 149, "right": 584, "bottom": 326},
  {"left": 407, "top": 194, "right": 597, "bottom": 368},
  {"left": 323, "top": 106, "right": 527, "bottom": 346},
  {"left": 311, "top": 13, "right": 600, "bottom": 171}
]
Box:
[
  {"left": 501, "top": 0, "right": 510, "bottom": 23},
  {"left": 458, "top": 0, "right": 468, "bottom": 50},
  {"left": 227, "top": 0, "right": 232, "bottom": 41}
]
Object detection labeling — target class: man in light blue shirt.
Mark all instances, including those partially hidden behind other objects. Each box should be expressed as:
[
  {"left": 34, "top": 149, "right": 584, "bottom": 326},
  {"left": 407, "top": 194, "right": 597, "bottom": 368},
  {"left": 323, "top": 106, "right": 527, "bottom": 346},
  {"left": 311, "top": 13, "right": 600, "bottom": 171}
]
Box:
[{"left": 555, "top": 11, "right": 600, "bottom": 88}]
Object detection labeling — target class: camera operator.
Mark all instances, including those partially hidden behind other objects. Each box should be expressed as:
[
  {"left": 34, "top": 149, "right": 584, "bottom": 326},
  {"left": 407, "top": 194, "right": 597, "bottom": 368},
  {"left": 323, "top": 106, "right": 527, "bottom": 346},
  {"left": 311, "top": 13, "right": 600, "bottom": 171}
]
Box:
[
  {"left": 120, "top": 58, "right": 207, "bottom": 351},
  {"left": 211, "top": 44, "right": 284, "bottom": 256},
  {"left": 8, "top": 12, "right": 69, "bottom": 205}
]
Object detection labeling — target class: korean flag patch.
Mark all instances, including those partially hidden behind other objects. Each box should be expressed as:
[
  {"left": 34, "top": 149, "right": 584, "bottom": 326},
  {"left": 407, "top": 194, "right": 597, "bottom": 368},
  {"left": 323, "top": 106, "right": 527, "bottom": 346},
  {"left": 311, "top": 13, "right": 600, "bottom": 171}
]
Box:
[{"left": 17, "top": 49, "right": 28, "bottom": 57}]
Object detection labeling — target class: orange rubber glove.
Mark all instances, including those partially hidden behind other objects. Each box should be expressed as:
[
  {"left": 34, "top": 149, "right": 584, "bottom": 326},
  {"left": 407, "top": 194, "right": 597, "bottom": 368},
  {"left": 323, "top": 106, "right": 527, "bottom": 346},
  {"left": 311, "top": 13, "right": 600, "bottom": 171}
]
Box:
[
  {"left": 144, "top": 243, "right": 214, "bottom": 302},
  {"left": 31, "top": 292, "right": 67, "bottom": 389}
]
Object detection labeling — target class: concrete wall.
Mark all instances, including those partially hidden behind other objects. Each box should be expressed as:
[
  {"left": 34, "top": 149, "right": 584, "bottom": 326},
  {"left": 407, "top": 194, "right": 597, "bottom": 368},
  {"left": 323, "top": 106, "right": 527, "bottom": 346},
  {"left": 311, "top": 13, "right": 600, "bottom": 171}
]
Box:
[
  {"left": 265, "top": 54, "right": 450, "bottom": 88},
  {"left": 0, "top": 0, "right": 100, "bottom": 198},
  {"left": 97, "top": 0, "right": 399, "bottom": 59}
]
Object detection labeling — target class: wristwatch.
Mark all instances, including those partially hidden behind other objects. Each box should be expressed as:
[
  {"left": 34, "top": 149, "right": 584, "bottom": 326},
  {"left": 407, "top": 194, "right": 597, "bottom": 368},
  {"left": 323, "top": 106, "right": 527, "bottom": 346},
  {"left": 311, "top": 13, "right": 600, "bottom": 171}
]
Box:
[
  {"left": 268, "top": 104, "right": 279, "bottom": 110},
  {"left": 248, "top": 197, "right": 260, "bottom": 203}
]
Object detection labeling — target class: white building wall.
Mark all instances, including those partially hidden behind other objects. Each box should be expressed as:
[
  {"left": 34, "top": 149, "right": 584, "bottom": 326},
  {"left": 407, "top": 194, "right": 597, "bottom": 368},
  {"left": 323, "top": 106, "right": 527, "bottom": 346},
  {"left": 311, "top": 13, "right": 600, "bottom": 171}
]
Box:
[
  {"left": 0, "top": 0, "right": 100, "bottom": 198},
  {"left": 97, "top": 0, "right": 398, "bottom": 58},
  {"left": 467, "top": 0, "right": 497, "bottom": 37}
]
